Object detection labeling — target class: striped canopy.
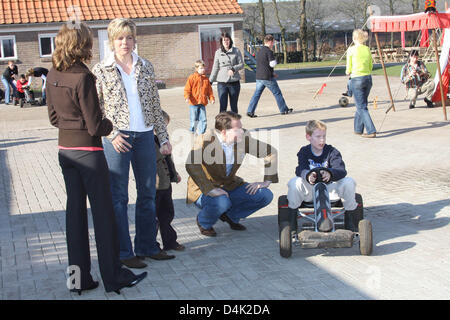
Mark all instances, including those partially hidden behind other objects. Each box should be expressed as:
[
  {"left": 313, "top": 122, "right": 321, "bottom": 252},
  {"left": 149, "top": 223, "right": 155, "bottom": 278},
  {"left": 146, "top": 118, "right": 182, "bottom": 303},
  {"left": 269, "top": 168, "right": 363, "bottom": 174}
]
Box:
[{"left": 369, "top": 12, "right": 450, "bottom": 32}]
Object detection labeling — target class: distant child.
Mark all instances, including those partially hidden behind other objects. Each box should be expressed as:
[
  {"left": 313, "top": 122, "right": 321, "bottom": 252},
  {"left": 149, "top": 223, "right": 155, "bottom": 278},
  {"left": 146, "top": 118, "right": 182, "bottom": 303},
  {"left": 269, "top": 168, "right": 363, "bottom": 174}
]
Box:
[
  {"left": 286, "top": 120, "right": 361, "bottom": 230},
  {"left": 154, "top": 110, "right": 185, "bottom": 251},
  {"left": 16, "top": 74, "right": 33, "bottom": 106},
  {"left": 184, "top": 60, "right": 215, "bottom": 134}
]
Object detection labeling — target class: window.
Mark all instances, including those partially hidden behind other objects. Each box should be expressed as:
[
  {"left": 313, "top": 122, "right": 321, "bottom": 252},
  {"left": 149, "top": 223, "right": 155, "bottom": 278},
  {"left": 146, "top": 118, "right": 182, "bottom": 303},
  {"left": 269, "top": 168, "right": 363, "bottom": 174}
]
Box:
[
  {"left": 0, "top": 36, "right": 17, "bottom": 60},
  {"left": 198, "top": 24, "right": 234, "bottom": 75},
  {"left": 39, "top": 34, "right": 56, "bottom": 57}
]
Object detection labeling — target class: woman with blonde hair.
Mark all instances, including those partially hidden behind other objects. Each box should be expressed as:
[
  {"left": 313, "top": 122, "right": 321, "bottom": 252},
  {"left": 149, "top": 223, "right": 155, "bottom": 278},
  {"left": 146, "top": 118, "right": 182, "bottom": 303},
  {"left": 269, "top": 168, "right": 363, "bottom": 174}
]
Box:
[
  {"left": 46, "top": 22, "right": 146, "bottom": 295},
  {"left": 93, "top": 18, "right": 174, "bottom": 269},
  {"left": 346, "top": 29, "right": 377, "bottom": 138}
]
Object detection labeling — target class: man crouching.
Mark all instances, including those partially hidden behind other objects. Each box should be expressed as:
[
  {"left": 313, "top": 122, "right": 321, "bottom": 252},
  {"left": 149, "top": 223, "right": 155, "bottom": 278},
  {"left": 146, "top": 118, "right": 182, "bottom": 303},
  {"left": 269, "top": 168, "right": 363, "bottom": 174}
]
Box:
[{"left": 186, "top": 111, "right": 278, "bottom": 236}]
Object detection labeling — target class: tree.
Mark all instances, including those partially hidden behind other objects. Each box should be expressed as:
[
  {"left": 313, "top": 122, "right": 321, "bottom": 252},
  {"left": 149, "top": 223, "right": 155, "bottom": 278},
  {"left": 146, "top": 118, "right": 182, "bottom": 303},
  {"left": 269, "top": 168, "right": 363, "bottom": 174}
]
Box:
[
  {"left": 337, "top": 0, "right": 370, "bottom": 30},
  {"left": 243, "top": 4, "right": 260, "bottom": 52},
  {"left": 380, "top": 0, "right": 408, "bottom": 48},
  {"left": 258, "top": 0, "right": 266, "bottom": 39},
  {"left": 306, "top": 0, "right": 329, "bottom": 61},
  {"left": 272, "top": 0, "right": 288, "bottom": 64},
  {"left": 299, "top": 0, "right": 308, "bottom": 62},
  {"left": 412, "top": 0, "right": 419, "bottom": 13}
]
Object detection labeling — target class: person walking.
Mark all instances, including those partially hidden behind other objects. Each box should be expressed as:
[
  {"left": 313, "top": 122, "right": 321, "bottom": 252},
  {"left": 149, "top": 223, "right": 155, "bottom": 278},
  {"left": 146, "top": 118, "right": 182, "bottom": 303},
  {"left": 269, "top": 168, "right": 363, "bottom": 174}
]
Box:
[
  {"left": 92, "top": 18, "right": 175, "bottom": 269},
  {"left": 346, "top": 29, "right": 377, "bottom": 138},
  {"left": 2, "top": 60, "right": 18, "bottom": 105},
  {"left": 46, "top": 22, "right": 146, "bottom": 295},
  {"left": 246, "top": 34, "right": 293, "bottom": 118},
  {"left": 209, "top": 32, "right": 244, "bottom": 113}
]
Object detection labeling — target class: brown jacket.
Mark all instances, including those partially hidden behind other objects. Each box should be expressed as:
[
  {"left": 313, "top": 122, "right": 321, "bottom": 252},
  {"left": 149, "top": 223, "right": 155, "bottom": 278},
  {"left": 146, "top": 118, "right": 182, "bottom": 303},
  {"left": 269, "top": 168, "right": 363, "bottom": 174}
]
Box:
[
  {"left": 185, "top": 129, "right": 278, "bottom": 204},
  {"left": 47, "top": 62, "right": 112, "bottom": 147},
  {"left": 155, "top": 136, "right": 178, "bottom": 190}
]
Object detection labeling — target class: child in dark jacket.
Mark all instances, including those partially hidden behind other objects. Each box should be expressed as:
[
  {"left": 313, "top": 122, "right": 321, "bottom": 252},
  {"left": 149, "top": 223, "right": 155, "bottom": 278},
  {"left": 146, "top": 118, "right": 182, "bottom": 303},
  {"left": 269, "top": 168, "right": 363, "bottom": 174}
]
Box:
[
  {"left": 287, "top": 120, "right": 360, "bottom": 216},
  {"left": 154, "top": 110, "right": 184, "bottom": 251}
]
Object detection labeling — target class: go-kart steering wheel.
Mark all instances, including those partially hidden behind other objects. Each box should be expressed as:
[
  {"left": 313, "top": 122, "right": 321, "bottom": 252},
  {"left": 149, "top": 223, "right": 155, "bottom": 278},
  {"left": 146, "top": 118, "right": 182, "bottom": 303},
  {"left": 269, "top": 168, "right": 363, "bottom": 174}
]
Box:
[{"left": 306, "top": 167, "right": 333, "bottom": 184}]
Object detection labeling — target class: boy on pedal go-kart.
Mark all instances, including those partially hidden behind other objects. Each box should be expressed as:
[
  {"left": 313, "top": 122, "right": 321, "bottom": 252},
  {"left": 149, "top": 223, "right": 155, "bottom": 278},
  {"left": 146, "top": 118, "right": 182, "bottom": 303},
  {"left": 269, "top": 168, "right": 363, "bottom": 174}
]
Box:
[{"left": 286, "top": 120, "right": 362, "bottom": 231}]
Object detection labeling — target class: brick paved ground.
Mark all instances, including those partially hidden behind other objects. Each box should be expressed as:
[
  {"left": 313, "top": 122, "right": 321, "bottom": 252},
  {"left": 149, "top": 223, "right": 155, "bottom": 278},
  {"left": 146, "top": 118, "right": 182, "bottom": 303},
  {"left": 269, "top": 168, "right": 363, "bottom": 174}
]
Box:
[{"left": 0, "top": 74, "right": 449, "bottom": 300}]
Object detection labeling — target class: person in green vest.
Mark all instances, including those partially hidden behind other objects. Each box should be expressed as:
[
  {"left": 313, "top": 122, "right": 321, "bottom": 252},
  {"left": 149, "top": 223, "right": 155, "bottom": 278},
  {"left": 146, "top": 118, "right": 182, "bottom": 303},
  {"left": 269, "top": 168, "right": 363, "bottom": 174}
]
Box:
[{"left": 346, "top": 29, "right": 377, "bottom": 138}]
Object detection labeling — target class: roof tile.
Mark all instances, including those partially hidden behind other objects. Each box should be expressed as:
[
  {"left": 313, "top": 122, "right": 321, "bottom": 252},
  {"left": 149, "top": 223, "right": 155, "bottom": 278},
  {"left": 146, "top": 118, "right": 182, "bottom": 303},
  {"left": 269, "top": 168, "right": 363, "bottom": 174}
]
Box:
[{"left": 0, "top": 0, "right": 243, "bottom": 24}]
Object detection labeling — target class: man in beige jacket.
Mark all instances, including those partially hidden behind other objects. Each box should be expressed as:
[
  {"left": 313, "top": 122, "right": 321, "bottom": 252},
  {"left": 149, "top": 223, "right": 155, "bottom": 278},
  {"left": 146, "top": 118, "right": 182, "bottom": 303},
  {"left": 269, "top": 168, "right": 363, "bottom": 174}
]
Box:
[{"left": 186, "top": 111, "right": 278, "bottom": 236}]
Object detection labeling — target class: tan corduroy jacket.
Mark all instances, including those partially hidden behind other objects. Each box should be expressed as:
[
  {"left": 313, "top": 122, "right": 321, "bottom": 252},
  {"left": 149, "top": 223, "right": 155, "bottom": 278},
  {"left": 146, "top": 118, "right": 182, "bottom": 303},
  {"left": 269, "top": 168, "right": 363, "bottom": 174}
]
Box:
[{"left": 185, "top": 129, "right": 278, "bottom": 204}]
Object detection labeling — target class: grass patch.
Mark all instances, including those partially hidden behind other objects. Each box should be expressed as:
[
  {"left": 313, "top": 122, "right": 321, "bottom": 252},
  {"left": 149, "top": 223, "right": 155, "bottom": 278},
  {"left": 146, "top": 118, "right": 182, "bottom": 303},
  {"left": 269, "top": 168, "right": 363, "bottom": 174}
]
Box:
[
  {"left": 372, "top": 63, "right": 437, "bottom": 77},
  {"left": 275, "top": 59, "right": 344, "bottom": 69},
  {"left": 247, "top": 61, "right": 438, "bottom": 78}
]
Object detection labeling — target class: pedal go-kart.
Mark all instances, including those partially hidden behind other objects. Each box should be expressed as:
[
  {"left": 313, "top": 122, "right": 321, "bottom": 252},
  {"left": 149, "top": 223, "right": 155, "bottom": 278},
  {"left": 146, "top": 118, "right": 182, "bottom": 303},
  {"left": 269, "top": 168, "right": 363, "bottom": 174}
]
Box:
[{"left": 278, "top": 168, "right": 373, "bottom": 258}]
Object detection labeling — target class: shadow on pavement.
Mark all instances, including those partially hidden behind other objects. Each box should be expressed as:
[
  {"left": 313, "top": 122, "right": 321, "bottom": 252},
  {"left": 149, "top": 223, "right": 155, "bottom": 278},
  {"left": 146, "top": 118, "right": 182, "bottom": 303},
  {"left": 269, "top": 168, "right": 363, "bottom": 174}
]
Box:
[
  {"left": 0, "top": 137, "right": 56, "bottom": 148},
  {"left": 378, "top": 121, "right": 450, "bottom": 138},
  {"left": 257, "top": 116, "right": 353, "bottom": 131}
]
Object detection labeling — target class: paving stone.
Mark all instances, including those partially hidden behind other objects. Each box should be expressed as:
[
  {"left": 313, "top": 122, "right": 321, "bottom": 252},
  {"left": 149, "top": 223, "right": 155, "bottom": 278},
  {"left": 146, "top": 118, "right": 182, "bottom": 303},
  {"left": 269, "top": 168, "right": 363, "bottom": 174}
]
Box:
[{"left": 0, "top": 75, "right": 449, "bottom": 300}]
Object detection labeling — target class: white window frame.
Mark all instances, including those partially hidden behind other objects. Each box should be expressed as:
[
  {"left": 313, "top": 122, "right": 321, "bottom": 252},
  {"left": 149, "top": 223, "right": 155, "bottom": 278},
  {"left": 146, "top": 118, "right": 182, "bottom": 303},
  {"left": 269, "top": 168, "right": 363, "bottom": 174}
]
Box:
[
  {"left": 38, "top": 33, "right": 57, "bottom": 58},
  {"left": 98, "top": 29, "right": 138, "bottom": 62},
  {"left": 197, "top": 23, "right": 234, "bottom": 60},
  {"left": 0, "top": 35, "right": 17, "bottom": 61}
]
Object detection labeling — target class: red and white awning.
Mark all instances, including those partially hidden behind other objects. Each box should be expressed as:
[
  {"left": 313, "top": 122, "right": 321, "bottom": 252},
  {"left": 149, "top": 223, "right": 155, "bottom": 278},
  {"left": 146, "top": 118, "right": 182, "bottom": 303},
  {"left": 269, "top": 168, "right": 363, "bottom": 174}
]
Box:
[{"left": 369, "top": 12, "right": 450, "bottom": 32}]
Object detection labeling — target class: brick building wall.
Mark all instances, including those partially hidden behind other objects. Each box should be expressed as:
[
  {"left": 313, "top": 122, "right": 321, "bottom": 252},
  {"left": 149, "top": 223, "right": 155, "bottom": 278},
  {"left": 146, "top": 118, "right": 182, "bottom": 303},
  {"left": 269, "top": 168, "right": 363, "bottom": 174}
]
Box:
[{"left": 0, "top": 19, "right": 244, "bottom": 91}]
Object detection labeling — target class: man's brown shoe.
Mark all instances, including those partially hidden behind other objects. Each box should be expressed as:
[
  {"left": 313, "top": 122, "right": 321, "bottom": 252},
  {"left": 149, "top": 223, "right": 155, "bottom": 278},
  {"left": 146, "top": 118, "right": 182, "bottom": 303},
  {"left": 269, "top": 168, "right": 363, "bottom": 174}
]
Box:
[
  {"left": 164, "top": 242, "right": 185, "bottom": 251},
  {"left": 196, "top": 216, "right": 217, "bottom": 237},
  {"left": 361, "top": 132, "right": 376, "bottom": 138},
  {"left": 173, "top": 243, "right": 186, "bottom": 251},
  {"left": 137, "top": 250, "right": 175, "bottom": 261},
  {"left": 149, "top": 251, "right": 175, "bottom": 260},
  {"left": 121, "top": 256, "right": 147, "bottom": 269},
  {"left": 219, "top": 214, "right": 246, "bottom": 230}
]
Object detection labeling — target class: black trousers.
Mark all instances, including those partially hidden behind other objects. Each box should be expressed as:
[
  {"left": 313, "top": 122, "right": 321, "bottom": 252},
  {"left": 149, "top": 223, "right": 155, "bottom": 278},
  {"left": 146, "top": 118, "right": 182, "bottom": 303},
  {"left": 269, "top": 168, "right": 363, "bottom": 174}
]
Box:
[
  {"left": 58, "top": 149, "right": 136, "bottom": 292},
  {"left": 155, "top": 186, "right": 178, "bottom": 250},
  {"left": 217, "top": 81, "right": 240, "bottom": 113}
]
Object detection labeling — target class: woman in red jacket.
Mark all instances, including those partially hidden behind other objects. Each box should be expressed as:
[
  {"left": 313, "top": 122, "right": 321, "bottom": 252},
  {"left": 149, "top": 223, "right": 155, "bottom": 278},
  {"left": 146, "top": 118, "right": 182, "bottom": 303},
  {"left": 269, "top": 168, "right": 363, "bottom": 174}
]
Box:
[{"left": 46, "top": 23, "right": 146, "bottom": 295}]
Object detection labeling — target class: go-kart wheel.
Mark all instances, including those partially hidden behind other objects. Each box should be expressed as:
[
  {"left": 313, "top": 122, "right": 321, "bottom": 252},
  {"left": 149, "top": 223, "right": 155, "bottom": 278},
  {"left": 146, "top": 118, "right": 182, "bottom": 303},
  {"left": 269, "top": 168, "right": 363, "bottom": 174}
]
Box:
[
  {"left": 339, "top": 97, "right": 349, "bottom": 107},
  {"left": 305, "top": 167, "right": 333, "bottom": 184},
  {"left": 354, "top": 193, "right": 364, "bottom": 221},
  {"left": 358, "top": 219, "right": 373, "bottom": 256},
  {"left": 279, "top": 221, "right": 292, "bottom": 258},
  {"left": 278, "top": 195, "right": 297, "bottom": 233},
  {"left": 345, "top": 193, "right": 364, "bottom": 232}
]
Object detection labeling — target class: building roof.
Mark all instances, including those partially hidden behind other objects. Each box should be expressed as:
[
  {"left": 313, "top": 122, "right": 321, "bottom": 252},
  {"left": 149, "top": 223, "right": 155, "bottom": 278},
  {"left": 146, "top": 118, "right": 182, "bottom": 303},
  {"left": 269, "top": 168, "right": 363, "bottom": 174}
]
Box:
[{"left": 0, "top": 0, "right": 243, "bottom": 25}]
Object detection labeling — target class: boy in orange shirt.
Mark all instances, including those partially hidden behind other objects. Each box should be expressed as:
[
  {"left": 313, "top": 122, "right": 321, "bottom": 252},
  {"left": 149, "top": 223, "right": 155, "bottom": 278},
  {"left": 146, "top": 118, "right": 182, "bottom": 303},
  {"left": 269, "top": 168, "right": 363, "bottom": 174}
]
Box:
[{"left": 184, "top": 60, "right": 215, "bottom": 134}]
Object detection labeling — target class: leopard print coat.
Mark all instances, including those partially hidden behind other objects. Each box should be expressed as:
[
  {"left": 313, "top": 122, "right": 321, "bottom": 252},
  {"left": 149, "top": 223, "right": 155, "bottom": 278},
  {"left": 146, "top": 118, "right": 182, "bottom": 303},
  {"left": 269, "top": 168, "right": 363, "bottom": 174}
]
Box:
[{"left": 92, "top": 53, "right": 169, "bottom": 143}]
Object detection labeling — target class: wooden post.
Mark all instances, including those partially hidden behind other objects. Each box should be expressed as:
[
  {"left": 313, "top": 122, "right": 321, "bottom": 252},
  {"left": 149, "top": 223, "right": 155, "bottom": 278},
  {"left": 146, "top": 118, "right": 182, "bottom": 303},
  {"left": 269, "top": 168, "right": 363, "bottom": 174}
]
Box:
[
  {"left": 432, "top": 29, "right": 448, "bottom": 120},
  {"left": 374, "top": 33, "right": 396, "bottom": 112}
]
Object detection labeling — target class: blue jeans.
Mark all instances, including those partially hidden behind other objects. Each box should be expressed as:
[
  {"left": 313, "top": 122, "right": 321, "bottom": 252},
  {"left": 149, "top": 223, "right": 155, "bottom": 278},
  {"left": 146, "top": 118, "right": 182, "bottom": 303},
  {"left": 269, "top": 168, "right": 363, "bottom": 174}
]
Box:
[
  {"left": 217, "top": 81, "right": 240, "bottom": 113},
  {"left": 103, "top": 130, "right": 160, "bottom": 259},
  {"left": 346, "top": 78, "right": 353, "bottom": 97},
  {"left": 2, "top": 76, "right": 17, "bottom": 104},
  {"left": 189, "top": 104, "right": 207, "bottom": 134},
  {"left": 41, "top": 79, "right": 46, "bottom": 103},
  {"left": 195, "top": 184, "right": 274, "bottom": 229},
  {"left": 351, "top": 75, "right": 376, "bottom": 134},
  {"left": 247, "top": 78, "right": 289, "bottom": 114}
]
